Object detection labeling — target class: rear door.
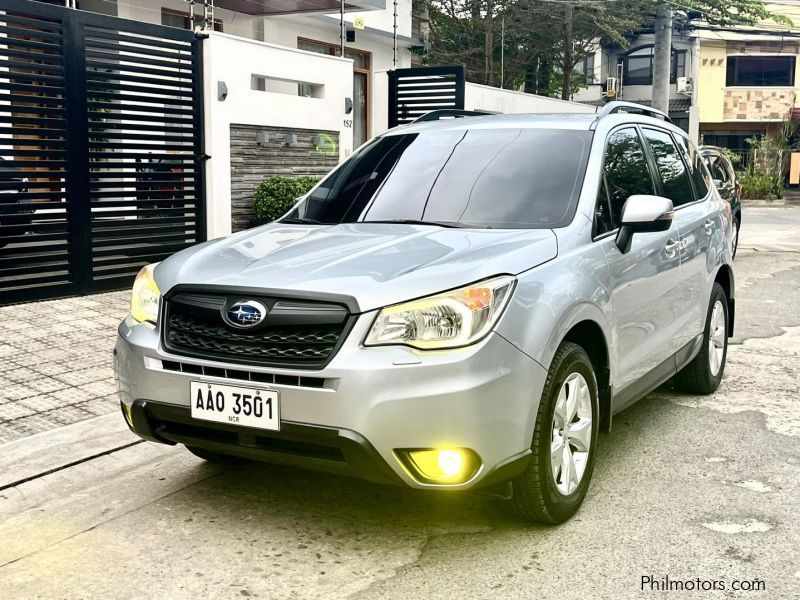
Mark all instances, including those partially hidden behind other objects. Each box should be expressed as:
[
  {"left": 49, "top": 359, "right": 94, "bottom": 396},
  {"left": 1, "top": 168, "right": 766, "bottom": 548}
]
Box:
[
  {"left": 641, "top": 128, "right": 715, "bottom": 348},
  {"left": 595, "top": 127, "right": 684, "bottom": 394}
]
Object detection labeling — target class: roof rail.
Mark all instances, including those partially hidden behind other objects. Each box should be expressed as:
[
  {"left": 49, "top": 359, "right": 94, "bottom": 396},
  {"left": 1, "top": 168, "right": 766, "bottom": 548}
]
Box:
[
  {"left": 411, "top": 109, "right": 495, "bottom": 124},
  {"left": 595, "top": 101, "right": 672, "bottom": 123}
]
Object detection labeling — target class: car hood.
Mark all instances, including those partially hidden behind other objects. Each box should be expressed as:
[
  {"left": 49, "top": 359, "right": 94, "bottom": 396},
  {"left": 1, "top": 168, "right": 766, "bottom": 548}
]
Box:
[{"left": 155, "top": 223, "right": 557, "bottom": 312}]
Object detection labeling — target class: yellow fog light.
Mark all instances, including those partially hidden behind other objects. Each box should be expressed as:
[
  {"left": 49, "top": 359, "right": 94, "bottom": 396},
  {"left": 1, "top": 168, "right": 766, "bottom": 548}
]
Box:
[{"left": 397, "top": 448, "right": 481, "bottom": 485}]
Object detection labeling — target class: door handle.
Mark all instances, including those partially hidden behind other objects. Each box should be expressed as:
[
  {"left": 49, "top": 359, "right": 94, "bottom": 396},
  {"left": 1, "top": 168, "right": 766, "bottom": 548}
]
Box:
[
  {"left": 704, "top": 219, "right": 714, "bottom": 235},
  {"left": 664, "top": 239, "right": 681, "bottom": 256}
]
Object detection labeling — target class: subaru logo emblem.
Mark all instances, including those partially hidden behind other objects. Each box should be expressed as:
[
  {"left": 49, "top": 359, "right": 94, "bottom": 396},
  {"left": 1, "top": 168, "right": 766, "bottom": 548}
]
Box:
[{"left": 224, "top": 300, "right": 268, "bottom": 328}]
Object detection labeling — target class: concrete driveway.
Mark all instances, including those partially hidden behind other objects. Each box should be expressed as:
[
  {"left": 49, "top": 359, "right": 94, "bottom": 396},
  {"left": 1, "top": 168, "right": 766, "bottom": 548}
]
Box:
[{"left": 0, "top": 207, "right": 798, "bottom": 598}]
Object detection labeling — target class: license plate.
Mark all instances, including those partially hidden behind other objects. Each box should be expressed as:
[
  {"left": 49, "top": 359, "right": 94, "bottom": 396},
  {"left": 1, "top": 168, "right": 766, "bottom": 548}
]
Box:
[{"left": 190, "top": 381, "right": 280, "bottom": 430}]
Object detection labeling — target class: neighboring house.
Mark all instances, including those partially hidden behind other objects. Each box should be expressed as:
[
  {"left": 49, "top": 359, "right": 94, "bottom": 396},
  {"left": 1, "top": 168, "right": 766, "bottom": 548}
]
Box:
[
  {"left": 572, "top": 4, "right": 800, "bottom": 154},
  {"left": 696, "top": 2, "right": 800, "bottom": 161},
  {"left": 572, "top": 28, "right": 697, "bottom": 136}
]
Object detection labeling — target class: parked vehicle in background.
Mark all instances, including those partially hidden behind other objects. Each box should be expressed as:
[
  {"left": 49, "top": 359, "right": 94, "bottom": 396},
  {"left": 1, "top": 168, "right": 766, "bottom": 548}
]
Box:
[
  {"left": 0, "top": 156, "right": 29, "bottom": 248},
  {"left": 115, "top": 103, "right": 735, "bottom": 525},
  {"left": 700, "top": 146, "right": 742, "bottom": 258}
]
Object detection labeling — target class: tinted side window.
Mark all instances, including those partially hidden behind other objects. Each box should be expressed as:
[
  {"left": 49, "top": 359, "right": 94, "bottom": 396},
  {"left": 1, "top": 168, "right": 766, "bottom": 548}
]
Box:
[
  {"left": 675, "top": 136, "right": 710, "bottom": 199},
  {"left": 603, "top": 127, "right": 656, "bottom": 227},
  {"left": 641, "top": 128, "right": 695, "bottom": 207},
  {"left": 594, "top": 177, "right": 614, "bottom": 236},
  {"left": 719, "top": 155, "right": 737, "bottom": 183},
  {"left": 707, "top": 154, "right": 729, "bottom": 184}
]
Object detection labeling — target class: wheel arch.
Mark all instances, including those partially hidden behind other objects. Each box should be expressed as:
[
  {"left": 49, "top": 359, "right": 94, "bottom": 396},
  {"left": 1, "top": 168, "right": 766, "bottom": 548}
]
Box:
[
  {"left": 713, "top": 263, "right": 735, "bottom": 336},
  {"left": 538, "top": 304, "right": 612, "bottom": 434},
  {"left": 562, "top": 320, "right": 612, "bottom": 434}
]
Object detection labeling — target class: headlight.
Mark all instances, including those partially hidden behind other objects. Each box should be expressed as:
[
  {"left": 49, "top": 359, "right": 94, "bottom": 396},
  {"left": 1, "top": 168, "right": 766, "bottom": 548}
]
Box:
[
  {"left": 364, "top": 276, "right": 515, "bottom": 350},
  {"left": 130, "top": 263, "right": 161, "bottom": 324}
]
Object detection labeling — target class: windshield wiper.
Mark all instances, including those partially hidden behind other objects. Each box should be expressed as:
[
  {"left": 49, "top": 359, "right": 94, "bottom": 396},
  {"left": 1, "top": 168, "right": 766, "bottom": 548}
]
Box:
[
  {"left": 361, "top": 219, "right": 468, "bottom": 228},
  {"left": 280, "top": 217, "right": 325, "bottom": 225}
]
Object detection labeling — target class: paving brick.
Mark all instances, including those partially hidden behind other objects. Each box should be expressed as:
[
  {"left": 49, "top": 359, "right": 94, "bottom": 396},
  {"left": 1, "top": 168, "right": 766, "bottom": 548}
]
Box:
[
  {"left": 78, "top": 396, "right": 118, "bottom": 417},
  {"left": 76, "top": 378, "right": 117, "bottom": 399},
  {"left": 31, "top": 348, "right": 79, "bottom": 362},
  {"left": 54, "top": 367, "right": 113, "bottom": 387},
  {"left": 29, "top": 361, "right": 73, "bottom": 377},
  {"left": 26, "top": 378, "right": 70, "bottom": 395},
  {"left": 0, "top": 402, "right": 35, "bottom": 421},
  {"left": 18, "top": 394, "right": 62, "bottom": 413},
  {"left": 52, "top": 386, "right": 99, "bottom": 404},
  {"left": 1, "top": 384, "right": 39, "bottom": 402},
  {"left": 0, "top": 359, "right": 21, "bottom": 374},
  {"left": 4, "top": 367, "right": 40, "bottom": 384}
]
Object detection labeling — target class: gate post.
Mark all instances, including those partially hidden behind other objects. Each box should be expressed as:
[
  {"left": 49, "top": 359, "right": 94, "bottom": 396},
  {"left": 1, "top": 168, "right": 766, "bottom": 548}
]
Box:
[
  {"left": 62, "top": 12, "right": 92, "bottom": 290},
  {"left": 386, "top": 65, "right": 466, "bottom": 128}
]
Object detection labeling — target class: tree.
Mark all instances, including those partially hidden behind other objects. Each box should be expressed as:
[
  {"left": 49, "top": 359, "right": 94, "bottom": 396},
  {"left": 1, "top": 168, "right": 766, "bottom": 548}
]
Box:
[{"left": 424, "top": 0, "right": 786, "bottom": 99}]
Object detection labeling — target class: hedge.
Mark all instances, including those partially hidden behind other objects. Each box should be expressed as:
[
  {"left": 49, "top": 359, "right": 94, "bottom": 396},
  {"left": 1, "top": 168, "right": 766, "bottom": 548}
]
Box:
[{"left": 253, "top": 175, "right": 319, "bottom": 222}]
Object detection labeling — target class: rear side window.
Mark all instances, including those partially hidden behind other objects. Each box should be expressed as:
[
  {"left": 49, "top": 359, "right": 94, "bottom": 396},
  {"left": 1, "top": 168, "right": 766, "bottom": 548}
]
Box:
[
  {"left": 641, "top": 128, "right": 695, "bottom": 207},
  {"left": 706, "top": 154, "right": 730, "bottom": 184},
  {"left": 675, "top": 136, "right": 711, "bottom": 199},
  {"left": 602, "top": 127, "right": 656, "bottom": 228}
]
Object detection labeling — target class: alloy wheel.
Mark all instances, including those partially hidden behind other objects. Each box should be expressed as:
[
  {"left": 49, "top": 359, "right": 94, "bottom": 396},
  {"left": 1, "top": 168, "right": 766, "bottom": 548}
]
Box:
[
  {"left": 708, "top": 300, "right": 726, "bottom": 376},
  {"left": 551, "top": 372, "right": 593, "bottom": 496}
]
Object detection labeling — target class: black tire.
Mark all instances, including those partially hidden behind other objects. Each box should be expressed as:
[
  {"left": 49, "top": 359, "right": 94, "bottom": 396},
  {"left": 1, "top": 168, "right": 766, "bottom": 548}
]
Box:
[
  {"left": 510, "top": 342, "right": 599, "bottom": 524},
  {"left": 673, "top": 283, "right": 728, "bottom": 394},
  {"left": 185, "top": 445, "right": 250, "bottom": 465}
]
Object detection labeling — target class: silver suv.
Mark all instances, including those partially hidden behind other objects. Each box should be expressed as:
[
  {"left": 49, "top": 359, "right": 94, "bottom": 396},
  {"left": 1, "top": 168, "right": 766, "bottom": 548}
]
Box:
[{"left": 114, "top": 102, "right": 735, "bottom": 524}]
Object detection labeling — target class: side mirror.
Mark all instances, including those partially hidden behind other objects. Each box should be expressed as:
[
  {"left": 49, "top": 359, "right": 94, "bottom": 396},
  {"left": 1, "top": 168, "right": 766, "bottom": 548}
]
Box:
[
  {"left": 615, "top": 195, "right": 674, "bottom": 254},
  {"left": 712, "top": 178, "right": 723, "bottom": 188}
]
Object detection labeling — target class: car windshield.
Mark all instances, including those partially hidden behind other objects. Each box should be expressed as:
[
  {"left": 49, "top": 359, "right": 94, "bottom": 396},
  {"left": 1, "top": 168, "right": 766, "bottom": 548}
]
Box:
[{"left": 284, "top": 128, "right": 593, "bottom": 229}]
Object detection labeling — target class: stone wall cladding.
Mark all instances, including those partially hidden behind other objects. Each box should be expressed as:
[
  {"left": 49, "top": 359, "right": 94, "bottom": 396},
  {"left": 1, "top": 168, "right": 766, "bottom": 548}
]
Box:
[
  {"left": 230, "top": 125, "right": 340, "bottom": 232},
  {"left": 723, "top": 88, "right": 796, "bottom": 121}
]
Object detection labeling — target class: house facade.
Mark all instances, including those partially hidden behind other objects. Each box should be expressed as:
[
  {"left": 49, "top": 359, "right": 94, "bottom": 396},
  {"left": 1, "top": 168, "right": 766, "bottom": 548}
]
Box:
[
  {"left": 696, "top": 2, "right": 800, "bottom": 159},
  {"left": 572, "top": 29, "right": 697, "bottom": 137},
  {"left": 572, "top": 4, "right": 800, "bottom": 156}
]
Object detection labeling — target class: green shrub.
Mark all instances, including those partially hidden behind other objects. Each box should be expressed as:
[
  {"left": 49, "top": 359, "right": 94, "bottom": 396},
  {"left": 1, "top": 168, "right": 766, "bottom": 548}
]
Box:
[
  {"left": 253, "top": 175, "right": 319, "bottom": 222},
  {"left": 737, "top": 171, "right": 782, "bottom": 200}
]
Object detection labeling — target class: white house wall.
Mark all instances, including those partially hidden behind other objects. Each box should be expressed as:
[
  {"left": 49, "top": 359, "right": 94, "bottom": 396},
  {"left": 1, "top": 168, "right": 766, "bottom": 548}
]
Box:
[
  {"left": 263, "top": 15, "right": 413, "bottom": 141},
  {"left": 202, "top": 33, "right": 354, "bottom": 238},
  {"left": 465, "top": 83, "right": 595, "bottom": 115}
]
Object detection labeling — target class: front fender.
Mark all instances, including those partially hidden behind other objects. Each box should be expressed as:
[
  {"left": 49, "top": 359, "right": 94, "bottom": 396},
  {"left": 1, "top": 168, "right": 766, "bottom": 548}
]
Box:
[{"left": 495, "top": 248, "right": 613, "bottom": 376}]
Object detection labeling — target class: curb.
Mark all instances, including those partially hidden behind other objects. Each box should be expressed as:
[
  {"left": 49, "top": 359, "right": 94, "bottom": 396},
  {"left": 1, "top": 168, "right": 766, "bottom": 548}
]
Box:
[{"left": 741, "top": 199, "right": 786, "bottom": 207}]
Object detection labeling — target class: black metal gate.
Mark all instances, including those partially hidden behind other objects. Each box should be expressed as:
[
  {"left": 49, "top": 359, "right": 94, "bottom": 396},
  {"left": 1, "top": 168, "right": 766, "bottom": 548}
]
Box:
[
  {"left": 387, "top": 66, "right": 465, "bottom": 128},
  {"left": 0, "top": 0, "right": 205, "bottom": 305}
]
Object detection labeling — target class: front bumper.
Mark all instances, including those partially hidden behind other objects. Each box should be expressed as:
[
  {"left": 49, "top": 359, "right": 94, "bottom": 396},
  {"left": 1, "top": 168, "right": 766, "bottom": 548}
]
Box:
[{"left": 114, "top": 312, "right": 547, "bottom": 490}]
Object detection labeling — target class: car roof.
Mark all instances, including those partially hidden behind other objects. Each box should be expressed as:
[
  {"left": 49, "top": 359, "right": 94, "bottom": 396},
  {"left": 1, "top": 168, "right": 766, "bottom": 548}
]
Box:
[{"left": 383, "top": 111, "right": 687, "bottom": 138}]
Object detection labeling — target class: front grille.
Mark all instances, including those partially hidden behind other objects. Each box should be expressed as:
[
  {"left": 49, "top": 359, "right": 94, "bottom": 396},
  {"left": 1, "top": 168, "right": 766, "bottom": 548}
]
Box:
[{"left": 162, "top": 291, "right": 352, "bottom": 369}]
